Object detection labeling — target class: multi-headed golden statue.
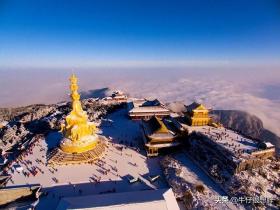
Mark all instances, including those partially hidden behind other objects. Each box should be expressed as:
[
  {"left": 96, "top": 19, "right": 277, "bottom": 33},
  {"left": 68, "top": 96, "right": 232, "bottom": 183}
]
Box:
[
  {"left": 48, "top": 74, "right": 105, "bottom": 165},
  {"left": 59, "top": 74, "right": 99, "bottom": 153}
]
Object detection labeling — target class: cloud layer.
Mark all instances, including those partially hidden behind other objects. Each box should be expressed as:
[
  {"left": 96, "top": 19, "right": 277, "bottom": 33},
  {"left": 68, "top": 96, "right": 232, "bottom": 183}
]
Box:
[
  {"left": 109, "top": 73, "right": 280, "bottom": 136},
  {"left": 0, "top": 67, "right": 279, "bottom": 136}
]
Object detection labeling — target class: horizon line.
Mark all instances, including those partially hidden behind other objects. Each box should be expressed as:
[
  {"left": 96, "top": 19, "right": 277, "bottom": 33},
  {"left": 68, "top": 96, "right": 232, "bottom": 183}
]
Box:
[{"left": 1, "top": 59, "right": 280, "bottom": 70}]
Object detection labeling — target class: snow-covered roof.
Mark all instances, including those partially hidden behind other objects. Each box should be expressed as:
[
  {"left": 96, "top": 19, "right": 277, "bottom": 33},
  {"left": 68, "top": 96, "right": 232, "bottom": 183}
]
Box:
[
  {"left": 129, "top": 99, "right": 170, "bottom": 115},
  {"left": 260, "top": 142, "right": 275, "bottom": 149},
  {"left": 185, "top": 102, "right": 208, "bottom": 112},
  {"left": 0, "top": 185, "right": 41, "bottom": 206},
  {"left": 112, "top": 90, "right": 124, "bottom": 95},
  {"left": 56, "top": 188, "right": 179, "bottom": 210},
  {"left": 141, "top": 99, "right": 161, "bottom": 107},
  {"left": 130, "top": 98, "right": 166, "bottom": 108},
  {"left": 187, "top": 126, "right": 259, "bottom": 159},
  {"left": 130, "top": 106, "right": 170, "bottom": 113}
]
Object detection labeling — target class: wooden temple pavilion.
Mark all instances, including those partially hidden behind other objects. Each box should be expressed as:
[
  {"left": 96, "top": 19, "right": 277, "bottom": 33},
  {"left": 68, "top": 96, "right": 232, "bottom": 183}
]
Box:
[
  {"left": 141, "top": 116, "right": 186, "bottom": 157},
  {"left": 128, "top": 99, "right": 170, "bottom": 120},
  {"left": 185, "top": 102, "right": 211, "bottom": 126}
]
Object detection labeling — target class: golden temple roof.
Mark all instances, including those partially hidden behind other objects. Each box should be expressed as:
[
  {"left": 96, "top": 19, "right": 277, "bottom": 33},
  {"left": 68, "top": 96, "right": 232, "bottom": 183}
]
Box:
[
  {"left": 145, "top": 117, "right": 169, "bottom": 134},
  {"left": 185, "top": 102, "right": 208, "bottom": 112}
]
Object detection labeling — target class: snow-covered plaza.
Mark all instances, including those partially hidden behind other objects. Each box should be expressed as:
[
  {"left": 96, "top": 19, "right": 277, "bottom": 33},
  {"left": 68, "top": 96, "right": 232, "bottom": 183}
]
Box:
[{"left": 6, "top": 108, "right": 168, "bottom": 209}]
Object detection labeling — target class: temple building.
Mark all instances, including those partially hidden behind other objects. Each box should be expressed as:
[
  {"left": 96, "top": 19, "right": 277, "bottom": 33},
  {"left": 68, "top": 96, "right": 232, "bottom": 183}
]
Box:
[
  {"left": 56, "top": 188, "right": 179, "bottom": 210},
  {"left": 128, "top": 99, "right": 170, "bottom": 120},
  {"left": 0, "top": 184, "right": 41, "bottom": 209},
  {"left": 107, "top": 90, "right": 127, "bottom": 103},
  {"left": 187, "top": 126, "right": 276, "bottom": 173},
  {"left": 184, "top": 102, "right": 210, "bottom": 126},
  {"left": 141, "top": 116, "right": 186, "bottom": 157},
  {"left": 48, "top": 74, "right": 106, "bottom": 165}
]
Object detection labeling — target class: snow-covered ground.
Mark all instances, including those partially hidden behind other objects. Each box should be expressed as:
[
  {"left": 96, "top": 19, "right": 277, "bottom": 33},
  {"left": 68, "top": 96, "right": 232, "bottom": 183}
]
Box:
[
  {"left": 184, "top": 125, "right": 280, "bottom": 209},
  {"left": 6, "top": 108, "right": 168, "bottom": 209},
  {"left": 4, "top": 107, "right": 279, "bottom": 209},
  {"left": 161, "top": 153, "right": 242, "bottom": 210},
  {"left": 187, "top": 125, "right": 259, "bottom": 158},
  {"left": 224, "top": 157, "right": 280, "bottom": 209}
]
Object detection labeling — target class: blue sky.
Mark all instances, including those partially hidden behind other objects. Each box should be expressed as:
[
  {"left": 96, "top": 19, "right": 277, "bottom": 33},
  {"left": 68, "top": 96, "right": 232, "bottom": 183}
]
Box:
[{"left": 1, "top": 0, "right": 280, "bottom": 68}]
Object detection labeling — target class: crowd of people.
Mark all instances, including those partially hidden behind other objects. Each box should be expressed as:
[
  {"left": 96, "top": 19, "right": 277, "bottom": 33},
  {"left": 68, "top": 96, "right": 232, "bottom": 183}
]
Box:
[
  {"left": 1, "top": 135, "right": 44, "bottom": 184},
  {"left": 201, "top": 127, "right": 256, "bottom": 156}
]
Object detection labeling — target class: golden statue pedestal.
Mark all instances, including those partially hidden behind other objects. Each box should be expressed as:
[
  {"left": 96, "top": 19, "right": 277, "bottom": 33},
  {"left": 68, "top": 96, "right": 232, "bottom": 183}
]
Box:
[
  {"left": 48, "top": 74, "right": 106, "bottom": 166},
  {"left": 47, "top": 136, "right": 106, "bottom": 166},
  {"left": 60, "top": 134, "right": 98, "bottom": 154}
]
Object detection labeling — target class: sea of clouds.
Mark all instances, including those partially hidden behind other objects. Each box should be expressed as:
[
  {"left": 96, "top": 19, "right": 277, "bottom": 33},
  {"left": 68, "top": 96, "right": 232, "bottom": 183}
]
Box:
[
  {"left": 0, "top": 67, "right": 279, "bottom": 136},
  {"left": 108, "top": 69, "right": 280, "bottom": 136}
]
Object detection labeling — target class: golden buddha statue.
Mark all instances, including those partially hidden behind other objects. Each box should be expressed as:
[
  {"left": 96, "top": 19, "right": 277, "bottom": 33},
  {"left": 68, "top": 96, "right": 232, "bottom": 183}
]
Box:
[{"left": 60, "top": 74, "right": 99, "bottom": 153}]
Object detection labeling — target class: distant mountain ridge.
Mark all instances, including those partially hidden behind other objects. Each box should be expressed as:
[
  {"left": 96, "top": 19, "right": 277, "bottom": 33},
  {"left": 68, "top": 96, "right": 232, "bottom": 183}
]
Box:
[
  {"left": 166, "top": 101, "right": 280, "bottom": 150},
  {"left": 211, "top": 110, "right": 280, "bottom": 150}
]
